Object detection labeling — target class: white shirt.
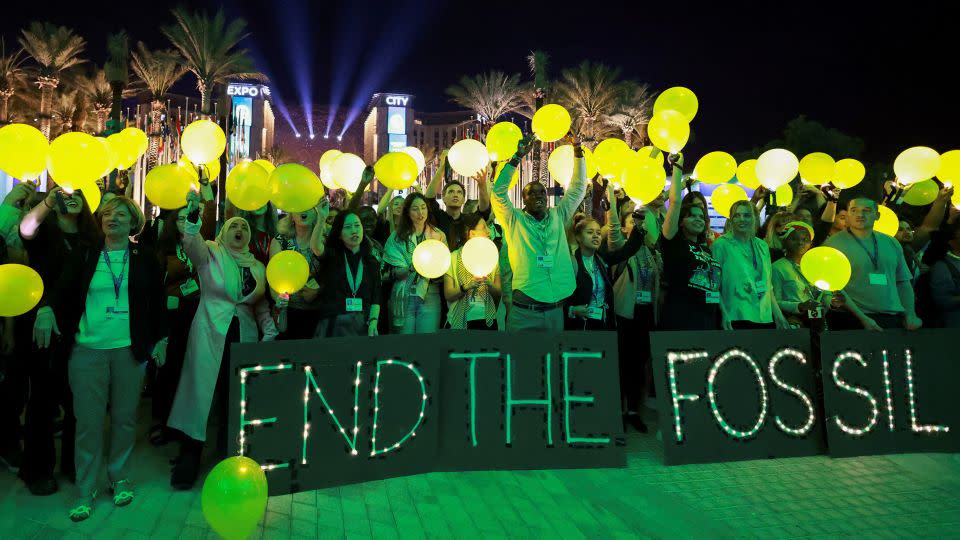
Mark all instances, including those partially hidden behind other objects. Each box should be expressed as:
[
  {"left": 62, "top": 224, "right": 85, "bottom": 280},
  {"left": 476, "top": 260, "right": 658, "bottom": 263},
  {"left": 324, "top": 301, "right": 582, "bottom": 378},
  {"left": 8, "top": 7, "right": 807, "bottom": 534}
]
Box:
[
  {"left": 491, "top": 157, "right": 587, "bottom": 303},
  {"left": 712, "top": 235, "right": 774, "bottom": 324},
  {"left": 76, "top": 249, "right": 132, "bottom": 349}
]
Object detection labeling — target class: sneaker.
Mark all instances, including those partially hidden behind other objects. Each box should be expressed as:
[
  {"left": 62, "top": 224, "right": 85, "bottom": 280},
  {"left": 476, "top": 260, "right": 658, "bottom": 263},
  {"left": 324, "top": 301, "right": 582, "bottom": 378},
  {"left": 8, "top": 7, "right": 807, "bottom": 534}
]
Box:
[
  {"left": 0, "top": 444, "right": 22, "bottom": 473},
  {"left": 109, "top": 479, "right": 134, "bottom": 507},
  {"left": 68, "top": 491, "right": 97, "bottom": 523},
  {"left": 627, "top": 416, "right": 649, "bottom": 434},
  {"left": 18, "top": 470, "right": 58, "bottom": 496}
]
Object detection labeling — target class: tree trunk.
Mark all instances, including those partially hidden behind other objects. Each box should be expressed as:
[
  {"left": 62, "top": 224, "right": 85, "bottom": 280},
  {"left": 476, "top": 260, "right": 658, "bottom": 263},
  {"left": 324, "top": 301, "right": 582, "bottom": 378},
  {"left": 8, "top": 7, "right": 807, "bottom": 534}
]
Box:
[
  {"left": 531, "top": 90, "right": 544, "bottom": 185},
  {"left": 37, "top": 77, "right": 58, "bottom": 140},
  {"left": 199, "top": 81, "right": 211, "bottom": 118},
  {"left": 109, "top": 81, "right": 124, "bottom": 131},
  {"left": 0, "top": 91, "right": 11, "bottom": 124},
  {"left": 94, "top": 107, "right": 109, "bottom": 134},
  {"left": 147, "top": 99, "right": 164, "bottom": 169}
]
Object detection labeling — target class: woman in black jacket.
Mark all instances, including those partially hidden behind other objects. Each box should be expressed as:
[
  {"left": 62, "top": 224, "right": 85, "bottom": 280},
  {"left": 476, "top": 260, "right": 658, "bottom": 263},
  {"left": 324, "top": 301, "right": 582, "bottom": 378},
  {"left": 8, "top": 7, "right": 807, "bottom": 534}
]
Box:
[{"left": 33, "top": 196, "right": 168, "bottom": 522}]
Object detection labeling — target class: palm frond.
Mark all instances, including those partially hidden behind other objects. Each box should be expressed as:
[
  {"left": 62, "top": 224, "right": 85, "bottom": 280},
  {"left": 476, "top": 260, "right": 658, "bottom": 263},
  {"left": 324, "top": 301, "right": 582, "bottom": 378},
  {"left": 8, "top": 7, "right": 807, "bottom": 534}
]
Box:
[
  {"left": 18, "top": 22, "right": 87, "bottom": 79},
  {"left": 445, "top": 71, "right": 525, "bottom": 122},
  {"left": 555, "top": 61, "right": 625, "bottom": 143},
  {"left": 1, "top": 38, "right": 30, "bottom": 93},
  {"left": 605, "top": 81, "right": 654, "bottom": 147},
  {"left": 104, "top": 31, "right": 129, "bottom": 85},
  {"left": 130, "top": 42, "right": 186, "bottom": 101}
]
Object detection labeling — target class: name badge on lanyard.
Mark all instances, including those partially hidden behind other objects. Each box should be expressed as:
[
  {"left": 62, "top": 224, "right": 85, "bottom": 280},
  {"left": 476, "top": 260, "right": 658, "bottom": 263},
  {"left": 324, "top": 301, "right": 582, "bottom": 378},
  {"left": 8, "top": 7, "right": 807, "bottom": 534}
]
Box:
[
  {"left": 705, "top": 291, "right": 720, "bottom": 304},
  {"left": 869, "top": 273, "right": 888, "bottom": 286},
  {"left": 345, "top": 298, "right": 364, "bottom": 312},
  {"left": 635, "top": 290, "right": 652, "bottom": 304},
  {"left": 179, "top": 278, "right": 199, "bottom": 296},
  {"left": 103, "top": 249, "right": 130, "bottom": 320},
  {"left": 344, "top": 253, "right": 364, "bottom": 313},
  {"left": 537, "top": 255, "right": 554, "bottom": 268}
]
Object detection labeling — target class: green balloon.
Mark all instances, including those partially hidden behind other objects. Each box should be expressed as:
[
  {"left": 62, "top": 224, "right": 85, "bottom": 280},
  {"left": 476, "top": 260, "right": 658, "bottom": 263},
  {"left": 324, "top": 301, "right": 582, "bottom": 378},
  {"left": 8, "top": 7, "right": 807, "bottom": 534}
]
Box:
[{"left": 201, "top": 456, "right": 268, "bottom": 540}]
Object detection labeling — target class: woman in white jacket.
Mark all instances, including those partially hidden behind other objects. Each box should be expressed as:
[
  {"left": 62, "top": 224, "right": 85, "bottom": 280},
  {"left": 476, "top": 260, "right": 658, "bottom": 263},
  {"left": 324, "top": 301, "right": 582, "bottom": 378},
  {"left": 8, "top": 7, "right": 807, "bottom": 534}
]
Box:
[{"left": 167, "top": 191, "right": 278, "bottom": 489}]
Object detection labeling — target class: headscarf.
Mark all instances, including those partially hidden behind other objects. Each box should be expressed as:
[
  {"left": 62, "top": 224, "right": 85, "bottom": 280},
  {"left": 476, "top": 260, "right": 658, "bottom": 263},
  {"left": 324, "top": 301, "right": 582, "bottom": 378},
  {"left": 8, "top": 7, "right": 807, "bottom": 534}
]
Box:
[
  {"left": 217, "top": 217, "right": 258, "bottom": 268},
  {"left": 779, "top": 221, "right": 815, "bottom": 242}
]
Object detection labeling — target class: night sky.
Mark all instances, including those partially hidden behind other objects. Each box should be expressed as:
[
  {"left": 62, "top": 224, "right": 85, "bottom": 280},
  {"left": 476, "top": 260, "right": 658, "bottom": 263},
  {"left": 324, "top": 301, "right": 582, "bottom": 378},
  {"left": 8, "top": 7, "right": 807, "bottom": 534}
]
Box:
[{"left": 3, "top": 1, "right": 957, "bottom": 165}]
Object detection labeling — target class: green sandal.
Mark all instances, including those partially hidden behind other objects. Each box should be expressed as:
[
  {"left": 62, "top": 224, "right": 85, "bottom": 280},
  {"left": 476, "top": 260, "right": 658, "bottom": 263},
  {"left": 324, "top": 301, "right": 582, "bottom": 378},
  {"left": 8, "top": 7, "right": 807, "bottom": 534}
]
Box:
[
  {"left": 109, "top": 479, "right": 134, "bottom": 507},
  {"left": 69, "top": 491, "right": 97, "bottom": 523}
]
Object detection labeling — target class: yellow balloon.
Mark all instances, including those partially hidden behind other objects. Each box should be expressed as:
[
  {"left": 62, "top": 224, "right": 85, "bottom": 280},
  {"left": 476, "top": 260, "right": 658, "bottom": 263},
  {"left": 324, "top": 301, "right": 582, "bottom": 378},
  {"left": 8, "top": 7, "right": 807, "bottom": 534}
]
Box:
[
  {"left": 96, "top": 137, "right": 118, "bottom": 177},
  {"left": 448, "top": 139, "right": 489, "bottom": 177},
  {"left": 485, "top": 122, "right": 523, "bottom": 162},
  {"left": 0, "top": 123, "right": 48, "bottom": 180},
  {"left": 903, "top": 179, "right": 939, "bottom": 206},
  {"left": 547, "top": 145, "right": 597, "bottom": 188},
  {"left": 461, "top": 237, "right": 499, "bottom": 277},
  {"left": 266, "top": 250, "right": 310, "bottom": 295},
  {"left": 398, "top": 147, "right": 426, "bottom": 174},
  {"left": 374, "top": 152, "right": 419, "bottom": 190},
  {"left": 330, "top": 153, "right": 366, "bottom": 192},
  {"left": 773, "top": 183, "right": 794, "bottom": 206},
  {"left": 594, "top": 138, "right": 632, "bottom": 180},
  {"left": 181, "top": 119, "right": 226, "bottom": 165},
  {"left": 653, "top": 86, "right": 699, "bottom": 122},
  {"left": 694, "top": 151, "right": 737, "bottom": 184},
  {"left": 710, "top": 184, "right": 748, "bottom": 218},
  {"left": 0, "top": 263, "right": 44, "bottom": 317},
  {"left": 318, "top": 150, "right": 342, "bottom": 190},
  {"left": 647, "top": 110, "right": 690, "bottom": 154},
  {"left": 952, "top": 189, "right": 960, "bottom": 209},
  {"left": 412, "top": 239, "right": 451, "bottom": 279},
  {"left": 108, "top": 132, "right": 140, "bottom": 170},
  {"left": 798, "top": 152, "right": 835, "bottom": 185},
  {"left": 531, "top": 104, "right": 571, "bottom": 143},
  {"left": 894, "top": 146, "right": 940, "bottom": 185},
  {"left": 144, "top": 164, "right": 197, "bottom": 210},
  {"left": 621, "top": 154, "right": 667, "bottom": 204},
  {"left": 122, "top": 127, "right": 148, "bottom": 158},
  {"left": 179, "top": 156, "right": 220, "bottom": 183},
  {"left": 269, "top": 163, "right": 325, "bottom": 213},
  {"left": 226, "top": 161, "right": 272, "bottom": 211},
  {"left": 47, "top": 132, "right": 110, "bottom": 189},
  {"left": 78, "top": 181, "right": 102, "bottom": 214},
  {"left": 637, "top": 146, "right": 663, "bottom": 165},
  {"left": 875, "top": 205, "right": 898, "bottom": 237},
  {"left": 253, "top": 159, "right": 276, "bottom": 174},
  {"left": 800, "top": 246, "right": 852, "bottom": 291},
  {"left": 736, "top": 159, "right": 761, "bottom": 189},
  {"left": 755, "top": 148, "right": 799, "bottom": 190},
  {"left": 497, "top": 161, "right": 522, "bottom": 190},
  {"left": 936, "top": 150, "right": 960, "bottom": 186},
  {"left": 832, "top": 159, "right": 865, "bottom": 189}
]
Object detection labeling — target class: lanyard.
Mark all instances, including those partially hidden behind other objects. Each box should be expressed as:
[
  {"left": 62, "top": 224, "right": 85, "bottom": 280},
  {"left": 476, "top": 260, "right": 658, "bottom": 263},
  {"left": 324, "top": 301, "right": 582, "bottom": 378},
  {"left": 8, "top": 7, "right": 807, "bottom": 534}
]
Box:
[
  {"left": 584, "top": 256, "right": 604, "bottom": 307},
  {"left": 102, "top": 248, "right": 129, "bottom": 303},
  {"left": 790, "top": 260, "right": 821, "bottom": 301},
  {"left": 176, "top": 244, "right": 193, "bottom": 274},
  {"left": 344, "top": 253, "right": 364, "bottom": 297},
  {"left": 849, "top": 230, "right": 879, "bottom": 271}
]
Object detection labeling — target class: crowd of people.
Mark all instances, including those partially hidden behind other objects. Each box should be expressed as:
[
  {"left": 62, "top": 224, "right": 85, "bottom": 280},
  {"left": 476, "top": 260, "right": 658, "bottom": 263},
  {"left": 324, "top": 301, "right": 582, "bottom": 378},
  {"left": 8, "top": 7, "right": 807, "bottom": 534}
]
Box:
[{"left": 1, "top": 134, "right": 959, "bottom": 522}]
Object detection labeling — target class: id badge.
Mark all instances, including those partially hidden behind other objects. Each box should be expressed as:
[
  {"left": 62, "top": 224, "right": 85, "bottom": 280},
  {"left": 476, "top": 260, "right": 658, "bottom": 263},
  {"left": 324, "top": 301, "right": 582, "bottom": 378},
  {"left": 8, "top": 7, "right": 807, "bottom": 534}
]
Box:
[
  {"left": 537, "top": 255, "right": 554, "bottom": 269},
  {"left": 587, "top": 307, "right": 604, "bottom": 320},
  {"left": 755, "top": 280, "right": 768, "bottom": 296},
  {"left": 106, "top": 306, "right": 130, "bottom": 321},
  {"left": 807, "top": 307, "right": 823, "bottom": 319},
  {"left": 705, "top": 291, "right": 720, "bottom": 304},
  {"left": 345, "top": 298, "right": 363, "bottom": 312},
  {"left": 868, "top": 273, "right": 888, "bottom": 286},
  {"left": 305, "top": 278, "right": 320, "bottom": 289},
  {"left": 179, "top": 278, "right": 199, "bottom": 296},
  {"left": 635, "top": 290, "right": 652, "bottom": 304},
  {"left": 167, "top": 296, "right": 180, "bottom": 310}
]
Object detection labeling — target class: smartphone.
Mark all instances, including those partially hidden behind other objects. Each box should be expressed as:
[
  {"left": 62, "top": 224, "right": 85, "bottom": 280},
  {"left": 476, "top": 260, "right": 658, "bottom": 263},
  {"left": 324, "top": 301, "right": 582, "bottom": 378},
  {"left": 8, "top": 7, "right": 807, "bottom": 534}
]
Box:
[{"left": 54, "top": 190, "right": 69, "bottom": 214}]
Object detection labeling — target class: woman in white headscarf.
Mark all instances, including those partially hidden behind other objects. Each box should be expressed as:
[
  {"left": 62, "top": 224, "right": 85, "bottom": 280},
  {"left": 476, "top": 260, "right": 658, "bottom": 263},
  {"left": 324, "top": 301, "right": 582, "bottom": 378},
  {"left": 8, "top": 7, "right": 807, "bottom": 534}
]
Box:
[{"left": 167, "top": 191, "right": 278, "bottom": 490}]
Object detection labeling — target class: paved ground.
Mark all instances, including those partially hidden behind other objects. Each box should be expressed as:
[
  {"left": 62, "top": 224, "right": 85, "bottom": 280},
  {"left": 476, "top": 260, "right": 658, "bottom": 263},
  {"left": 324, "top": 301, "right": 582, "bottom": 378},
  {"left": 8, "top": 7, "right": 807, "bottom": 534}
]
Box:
[{"left": 2, "top": 406, "right": 959, "bottom": 540}]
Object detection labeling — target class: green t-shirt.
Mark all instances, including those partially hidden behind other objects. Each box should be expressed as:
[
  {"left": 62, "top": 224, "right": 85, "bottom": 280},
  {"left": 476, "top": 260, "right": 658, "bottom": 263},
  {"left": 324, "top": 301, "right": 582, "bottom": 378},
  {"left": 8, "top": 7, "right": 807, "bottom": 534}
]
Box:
[{"left": 823, "top": 230, "right": 911, "bottom": 315}]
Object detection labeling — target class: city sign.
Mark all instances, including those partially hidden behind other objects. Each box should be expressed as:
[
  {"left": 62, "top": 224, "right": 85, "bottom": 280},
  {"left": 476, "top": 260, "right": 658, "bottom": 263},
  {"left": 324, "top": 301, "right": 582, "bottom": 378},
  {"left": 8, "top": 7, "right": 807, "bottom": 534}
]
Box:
[{"left": 384, "top": 95, "right": 410, "bottom": 106}]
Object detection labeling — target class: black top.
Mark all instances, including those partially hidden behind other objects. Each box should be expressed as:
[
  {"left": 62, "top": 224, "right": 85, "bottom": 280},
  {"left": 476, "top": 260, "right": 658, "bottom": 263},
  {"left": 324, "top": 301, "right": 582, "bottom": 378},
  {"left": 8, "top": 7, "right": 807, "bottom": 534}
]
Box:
[
  {"left": 43, "top": 241, "right": 169, "bottom": 362},
  {"left": 660, "top": 233, "right": 721, "bottom": 329},
  {"left": 313, "top": 249, "right": 382, "bottom": 319},
  {"left": 22, "top": 220, "right": 91, "bottom": 310},
  {"left": 426, "top": 199, "right": 491, "bottom": 251},
  {"left": 565, "top": 229, "right": 645, "bottom": 330}
]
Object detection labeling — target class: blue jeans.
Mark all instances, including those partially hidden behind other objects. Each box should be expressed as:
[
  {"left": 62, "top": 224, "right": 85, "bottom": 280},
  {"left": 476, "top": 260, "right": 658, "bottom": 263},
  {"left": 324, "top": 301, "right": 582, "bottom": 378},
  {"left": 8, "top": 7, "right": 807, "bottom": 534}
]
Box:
[{"left": 400, "top": 285, "right": 441, "bottom": 334}]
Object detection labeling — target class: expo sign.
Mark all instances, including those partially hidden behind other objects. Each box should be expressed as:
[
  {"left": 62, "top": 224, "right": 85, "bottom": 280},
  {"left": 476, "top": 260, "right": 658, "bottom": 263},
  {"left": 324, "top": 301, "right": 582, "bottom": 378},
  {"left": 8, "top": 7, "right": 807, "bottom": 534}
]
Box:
[{"left": 228, "top": 83, "right": 271, "bottom": 98}]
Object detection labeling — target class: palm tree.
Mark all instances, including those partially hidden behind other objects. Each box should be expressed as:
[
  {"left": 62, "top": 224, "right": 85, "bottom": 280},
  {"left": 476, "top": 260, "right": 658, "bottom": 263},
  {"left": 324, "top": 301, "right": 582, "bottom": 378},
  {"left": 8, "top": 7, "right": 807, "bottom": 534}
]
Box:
[
  {"left": 75, "top": 69, "right": 112, "bottom": 133},
  {"left": 555, "top": 61, "right": 624, "bottom": 146},
  {"left": 131, "top": 42, "right": 186, "bottom": 166},
  {"left": 0, "top": 38, "right": 29, "bottom": 124},
  {"left": 18, "top": 22, "right": 87, "bottom": 138},
  {"left": 606, "top": 81, "right": 654, "bottom": 148},
  {"left": 445, "top": 71, "right": 526, "bottom": 124},
  {"left": 527, "top": 51, "right": 549, "bottom": 184},
  {"left": 162, "top": 7, "right": 266, "bottom": 116},
  {"left": 104, "top": 31, "right": 129, "bottom": 132},
  {"left": 50, "top": 90, "right": 78, "bottom": 136}
]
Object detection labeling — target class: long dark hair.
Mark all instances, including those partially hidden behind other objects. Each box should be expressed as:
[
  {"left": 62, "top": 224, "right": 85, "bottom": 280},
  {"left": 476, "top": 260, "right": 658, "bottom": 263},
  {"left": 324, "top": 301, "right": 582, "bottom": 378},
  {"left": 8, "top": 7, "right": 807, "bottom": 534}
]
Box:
[
  {"left": 234, "top": 203, "right": 279, "bottom": 238},
  {"left": 678, "top": 202, "right": 708, "bottom": 245},
  {"left": 52, "top": 186, "right": 100, "bottom": 243},
  {"left": 156, "top": 207, "right": 185, "bottom": 260},
  {"left": 396, "top": 192, "right": 437, "bottom": 241},
  {"left": 325, "top": 210, "right": 373, "bottom": 259}
]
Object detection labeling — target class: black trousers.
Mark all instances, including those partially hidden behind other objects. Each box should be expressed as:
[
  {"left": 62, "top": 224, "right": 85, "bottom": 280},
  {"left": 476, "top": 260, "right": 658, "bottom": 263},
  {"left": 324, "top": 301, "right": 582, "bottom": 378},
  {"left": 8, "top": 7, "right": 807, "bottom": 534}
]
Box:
[
  {"left": 616, "top": 305, "right": 655, "bottom": 414},
  {"left": 827, "top": 310, "right": 903, "bottom": 330},
  {"left": 731, "top": 321, "right": 776, "bottom": 330},
  {"left": 279, "top": 308, "right": 324, "bottom": 341},
  {"left": 465, "top": 319, "right": 497, "bottom": 330},
  {"left": 152, "top": 299, "right": 199, "bottom": 425}
]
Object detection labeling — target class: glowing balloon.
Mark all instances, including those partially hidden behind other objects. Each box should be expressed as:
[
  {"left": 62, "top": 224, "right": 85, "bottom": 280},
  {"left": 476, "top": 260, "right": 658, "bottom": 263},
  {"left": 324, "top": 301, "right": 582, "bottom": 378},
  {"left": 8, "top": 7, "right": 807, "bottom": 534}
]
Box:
[
  {"left": 96, "top": 137, "right": 118, "bottom": 177},
  {"left": 621, "top": 153, "right": 667, "bottom": 204},
  {"left": 78, "top": 181, "right": 102, "bottom": 213},
  {"left": 594, "top": 138, "right": 632, "bottom": 180},
  {"left": 755, "top": 148, "right": 799, "bottom": 190},
  {"left": 266, "top": 250, "right": 310, "bottom": 294},
  {"left": 108, "top": 132, "right": 140, "bottom": 170},
  {"left": 180, "top": 119, "right": 226, "bottom": 165},
  {"left": 122, "top": 127, "right": 148, "bottom": 158},
  {"left": 638, "top": 146, "right": 663, "bottom": 165},
  {"left": 330, "top": 153, "right": 366, "bottom": 192},
  {"left": 894, "top": 146, "right": 940, "bottom": 185},
  {"left": 179, "top": 156, "right": 220, "bottom": 183},
  {"left": 412, "top": 239, "right": 451, "bottom": 279},
  {"left": 547, "top": 145, "right": 597, "bottom": 188},
  {"left": 531, "top": 104, "right": 571, "bottom": 143},
  {"left": 773, "top": 183, "right": 794, "bottom": 207},
  {"left": 936, "top": 150, "right": 960, "bottom": 186},
  {"left": 398, "top": 147, "right": 426, "bottom": 174},
  {"left": 710, "top": 184, "right": 749, "bottom": 218},
  {"left": 647, "top": 110, "right": 690, "bottom": 154},
  {"left": 800, "top": 246, "right": 852, "bottom": 291},
  {"left": 47, "top": 132, "right": 110, "bottom": 189},
  {"left": 318, "top": 149, "right": 343, "bottom": 190},
  {"left": 653, "top": 86, "right": 699, "bottom": 122},
  {"left": 694, "top": 151, "right": 737, "bottom": 184},
  {"left": 0, "top": 124, "right": 48, "bottom": 180},
  {"left": 875, "top": 205, "right": 898, "bottom": 237},
  {"left": 144, "top": 164, "right": 197, "bottom": 210},
  {"left": 736, "top": 159, "right": 761, "bottom": 189},
  {"left": 201, "top": 457, "right": 267, "bottom": 540},
  {"left": 496, "top": 161, "right": 521, "bottom": 190},
  {"left": 269, "top": 163, "right": 324, "bottom": 213},
  {"left": 461, "top": 237, "right": 499, "bottom": 277},
  {"left": 374, "top": 152, "right": 419, "bottom": 190},
  {"left": 226, "top": 161, "right": 271, "bottom": 211},
  {"left": 903, "top": 179, "right": 939, "bottom": 206},
  {"left": 832, "top": 159, "right": 865, "bottom": 189},
  {"left": 253, "top": 159, "right": 276, "bottom": 174},
  {"left": 952, "top": 189, "right": 960, "bottom": 209},
  {"left": 448, "top": 139, "right": 489, "bottom": 177},
  {"left": 485, "top": 122, "right": 523, "bottom": 162},
  {"left": 798, "top": 153, "right": 835, "bottom": 185},
  {"left": 0, "top": 264, "right": 44, "bottom": 317}
]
